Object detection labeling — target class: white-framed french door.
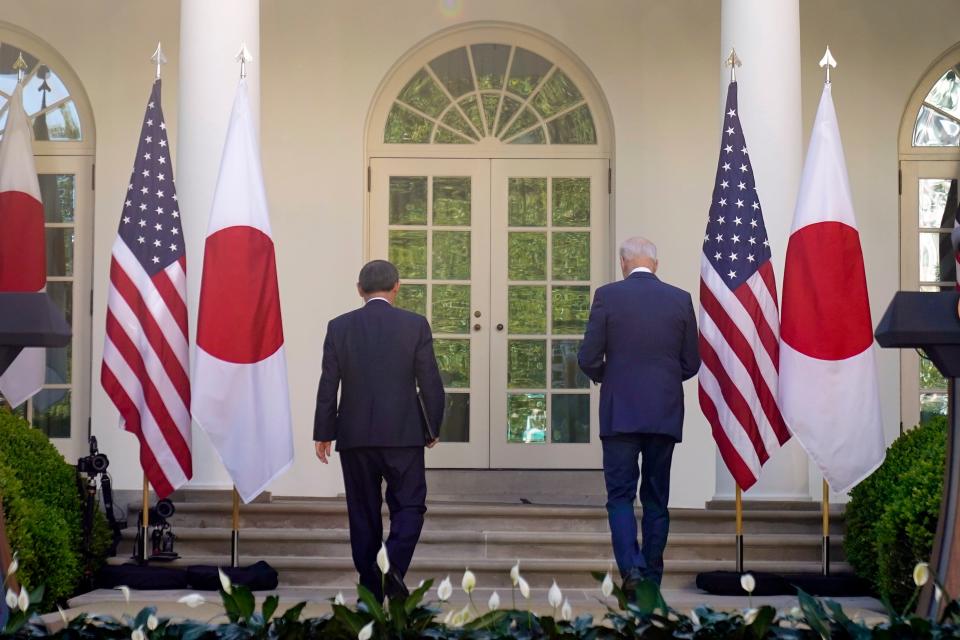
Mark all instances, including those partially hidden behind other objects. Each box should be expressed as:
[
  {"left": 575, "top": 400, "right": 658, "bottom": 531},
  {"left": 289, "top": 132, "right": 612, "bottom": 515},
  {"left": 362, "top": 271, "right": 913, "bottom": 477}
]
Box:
[
  {"left": 369, "top": 156, "right": 607, "bottom": 469},
  {"left": 14, "top": 155, "right": 94, "bottom": 463},
  {"left": 899, "top": 160, "right": 960, "bottom": 429},
  {"left": 488, "top": 159, "right": 606, "bottom": 468},
  {"left": 370, "top": 158, "right": 492, "bottom": 468}
]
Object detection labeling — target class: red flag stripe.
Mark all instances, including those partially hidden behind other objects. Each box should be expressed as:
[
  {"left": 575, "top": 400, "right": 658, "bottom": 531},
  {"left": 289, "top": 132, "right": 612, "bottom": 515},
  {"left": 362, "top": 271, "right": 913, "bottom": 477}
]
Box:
[
  {"left": 151, "top": 258, "right": 188, "bottom": 340},
  {"left": 699, "top": 385, "right": 758, "bottom": 490},
  {"left": 758, "top": 262, "right": 780, "bottom": 312},
  {"left": 698, "top": 335, "right": 770, "bottom": 464},
  {"left": 745, "top": 262, "right": 781, "bottom": 341},
  {"left": 100, "top": 364, "right": 175, "bottom": 497},
  {"left": 699, "top": 283, "right": 790, "bottom": 445},
  {"left": 105, "top": 311, "right": 192, "bottom": 471},
  {"left": 698, "top": 360, "right": 763, "bottom": 477},
  {"left": 732, "top": 285, "right": 780, "bottom": 367},
  {"left": 109, "top": 260, "right": 190, "bottom": 407}
]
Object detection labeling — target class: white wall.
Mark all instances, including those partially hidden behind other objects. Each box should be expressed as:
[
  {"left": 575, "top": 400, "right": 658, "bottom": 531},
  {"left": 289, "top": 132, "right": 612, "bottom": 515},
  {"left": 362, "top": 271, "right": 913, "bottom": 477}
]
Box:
[{"left": 5, "top": 0, "right": 960, "bottom": 508}]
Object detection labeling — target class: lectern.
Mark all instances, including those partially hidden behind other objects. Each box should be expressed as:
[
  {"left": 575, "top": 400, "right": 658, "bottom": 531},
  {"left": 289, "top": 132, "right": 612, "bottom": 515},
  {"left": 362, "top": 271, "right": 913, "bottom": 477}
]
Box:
[{"left": 875, "top": 291, "right": 960, "bottom": 616}]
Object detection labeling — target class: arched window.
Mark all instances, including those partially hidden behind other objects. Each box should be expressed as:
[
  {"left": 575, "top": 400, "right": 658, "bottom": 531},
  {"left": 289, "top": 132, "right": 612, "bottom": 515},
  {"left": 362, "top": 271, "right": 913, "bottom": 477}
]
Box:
[
  {"left": 383, "top": 43, "right": 596, "bottom": 145},
  {"left": 0, "top": 29, "right": 94, "bottom": 462},
  {"left": 899, "top": 44, "right": 960, "bottom": 429}
]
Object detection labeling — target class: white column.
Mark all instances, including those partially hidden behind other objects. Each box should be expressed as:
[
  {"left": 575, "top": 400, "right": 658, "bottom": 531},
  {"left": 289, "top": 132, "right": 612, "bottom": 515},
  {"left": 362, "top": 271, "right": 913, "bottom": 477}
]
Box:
[
  {"left": 177, "top": 0, "right": 260, "bottom": 488},
  {"left": 715, "top": 0, "right": 810, "bottom": 501}
]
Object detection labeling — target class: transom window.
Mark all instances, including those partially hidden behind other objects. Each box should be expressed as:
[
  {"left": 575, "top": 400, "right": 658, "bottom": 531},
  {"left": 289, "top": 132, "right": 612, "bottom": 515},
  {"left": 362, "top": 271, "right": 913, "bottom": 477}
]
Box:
[
  {"left": 0, "top": 43, "right": 82, "bottom": 141},
  {"left": 384, "top": 44, "right": 596, "bottom": 145},
  {"left": 913, "top": 66, "right": 960, "bottom": 147}
]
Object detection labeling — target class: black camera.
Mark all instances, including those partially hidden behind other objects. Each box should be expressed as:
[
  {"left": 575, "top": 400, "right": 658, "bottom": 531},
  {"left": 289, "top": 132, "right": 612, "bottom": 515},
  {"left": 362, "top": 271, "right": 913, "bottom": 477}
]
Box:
[
  {"left": 77, "top": 436, "right": 109, "bottom": 475},
  {"left": 148, "top": 498, "right": 176, "bottom": 525},
  {"left": 135, "top": 498, "right": 179, "bottom": 561}
]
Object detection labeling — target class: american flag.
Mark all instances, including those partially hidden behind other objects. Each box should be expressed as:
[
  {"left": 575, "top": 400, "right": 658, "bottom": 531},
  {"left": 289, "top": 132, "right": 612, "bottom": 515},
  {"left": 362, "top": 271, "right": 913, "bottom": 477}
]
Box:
[
  {"left": 100, "top": 80, "right": 191, "bottom": 498},
  {"left": 697, "top": 81, "right": 790, "bottom": 490}
]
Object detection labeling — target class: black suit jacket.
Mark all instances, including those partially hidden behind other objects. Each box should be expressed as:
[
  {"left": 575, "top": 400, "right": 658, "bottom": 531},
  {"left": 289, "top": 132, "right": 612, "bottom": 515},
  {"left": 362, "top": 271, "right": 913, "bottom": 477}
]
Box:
[
  {"left": 313, "top": 299, "right": 445, "bottom": 449},
  {"left": 578, "top": 271, "right": 700, "bottom": 441}
]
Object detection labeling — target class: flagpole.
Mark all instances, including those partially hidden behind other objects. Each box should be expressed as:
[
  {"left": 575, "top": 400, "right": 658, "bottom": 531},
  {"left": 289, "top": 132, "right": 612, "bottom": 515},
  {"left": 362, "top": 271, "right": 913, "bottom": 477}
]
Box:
[
  {"left": 231, "top": 487, "right": 240, "bottom": 568},
  {"left": 821, "top": 479, "right": 831, "bottom": 576},
  {"left": 138, "top": 475, "right": 149, "bottom": 564},
  {"left": 735, "top": 485, "right": 744, "bottom": 573}
]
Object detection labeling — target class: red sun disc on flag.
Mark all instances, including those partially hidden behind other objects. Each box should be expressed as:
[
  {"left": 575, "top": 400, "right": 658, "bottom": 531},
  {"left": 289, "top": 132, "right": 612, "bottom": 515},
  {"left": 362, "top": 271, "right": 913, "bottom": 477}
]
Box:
[
  {"left": 780, "top": 220, "right": 874, "bottom": 361},
  {"left": 197, "top": 225, "right": 284, "bottom": 364}
]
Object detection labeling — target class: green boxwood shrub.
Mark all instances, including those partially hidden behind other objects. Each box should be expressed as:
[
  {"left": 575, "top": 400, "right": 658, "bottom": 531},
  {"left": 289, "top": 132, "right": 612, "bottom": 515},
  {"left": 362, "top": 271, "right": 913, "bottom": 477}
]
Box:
[
  {"left": 844, "top": 414, "right": 947, "bottom": 608},
  {"left": 0, "top": 408, "right": 111, "bottom": 609}
]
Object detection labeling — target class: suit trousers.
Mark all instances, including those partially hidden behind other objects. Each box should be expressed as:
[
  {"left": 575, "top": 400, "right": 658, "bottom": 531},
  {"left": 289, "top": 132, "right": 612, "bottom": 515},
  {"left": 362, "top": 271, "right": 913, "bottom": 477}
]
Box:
[
  {"left": 601, "top": 433, "right": 676, "bottom": 585},
  {"left": 339, "top": 446, "right": 426, "bottom": 601}
]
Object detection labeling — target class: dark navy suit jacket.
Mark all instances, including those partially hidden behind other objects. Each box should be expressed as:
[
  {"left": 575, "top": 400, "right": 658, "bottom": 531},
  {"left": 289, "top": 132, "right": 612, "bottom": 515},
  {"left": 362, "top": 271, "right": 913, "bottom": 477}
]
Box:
[
  {"left": 577, "top": 271, "right": 700, "bottom": 442},
  {"left": 313, "top": 299, "right": 445, "bottom": 450}
]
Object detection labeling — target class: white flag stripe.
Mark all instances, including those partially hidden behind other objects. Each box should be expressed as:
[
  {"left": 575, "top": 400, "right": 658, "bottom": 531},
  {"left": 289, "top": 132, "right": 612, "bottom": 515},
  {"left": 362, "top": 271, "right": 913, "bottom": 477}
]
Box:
[
  {"left": 112, "top": 239, "right": 190, "bottom": 356},
  {"left": 699, "top": 310, "right": 782, "bottom": 455},
  {"left": 780, "top": 342, "right": 884, "bottom": 492},
  {"left": 745, "top": 273, "right": 781, "bottom": 340},
  {"left": 165, "top": 259, "right": 186, "bottom": 293},
  {"left": 106, "top": 287, "right": 190, "bottom": 428},
  {"left": 698, "top": 363, "right": 763, "bottom": 476},
  {"left": 701, "top": 256, "right": 779, "bottom": 376},
  {"left": 102, "top": 342, "right": 189, "bottom": 489}
]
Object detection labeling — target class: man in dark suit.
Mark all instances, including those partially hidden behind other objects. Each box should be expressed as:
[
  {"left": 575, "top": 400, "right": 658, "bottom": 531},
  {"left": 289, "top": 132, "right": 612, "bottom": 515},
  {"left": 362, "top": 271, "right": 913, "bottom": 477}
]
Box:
[
  {"left": 578, "top": 237, "right": 700, "bottom": 590},
  {"left": 314, "top": 260, "right": 445, "bottom": 602}
]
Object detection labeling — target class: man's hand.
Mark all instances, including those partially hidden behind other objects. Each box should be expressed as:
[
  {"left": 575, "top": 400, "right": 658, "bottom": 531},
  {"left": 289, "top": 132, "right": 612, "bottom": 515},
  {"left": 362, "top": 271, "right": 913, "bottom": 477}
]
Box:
[
  {"left": 426, "top": 438, "right": 440, "bottom": 449},
  {"left": 315, "top": 441, "right": 333, "bottom": 464}
]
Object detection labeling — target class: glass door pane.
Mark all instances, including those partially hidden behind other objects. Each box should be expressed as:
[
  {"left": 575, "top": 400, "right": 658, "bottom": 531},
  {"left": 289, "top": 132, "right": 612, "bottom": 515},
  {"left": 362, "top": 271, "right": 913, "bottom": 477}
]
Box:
[
  {"left": 899, "top": 161, "right": 960, "bottom": 429},
  {"left": 490, "top": 159, "right": 607, "bottom": 468},
  {"left": 370, "top": 158, "right": 490, "bottom": 468}
]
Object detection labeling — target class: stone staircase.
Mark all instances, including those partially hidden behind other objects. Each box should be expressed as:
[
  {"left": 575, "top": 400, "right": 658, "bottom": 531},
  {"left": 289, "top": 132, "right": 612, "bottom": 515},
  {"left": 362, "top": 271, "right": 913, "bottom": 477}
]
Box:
[{"left": 116, "top": 493, "right": 849, "bottom": 590}]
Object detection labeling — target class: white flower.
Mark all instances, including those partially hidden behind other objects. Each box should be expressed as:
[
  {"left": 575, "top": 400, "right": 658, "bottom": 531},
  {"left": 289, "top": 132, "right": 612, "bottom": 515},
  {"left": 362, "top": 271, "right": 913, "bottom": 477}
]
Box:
[
  {"left": 17, "top": 587, "right": 28, "bottom": 611},
  {"left": 443, "top": 610, "right": 454, "bottom": 625},
  {"left": 147, "top": 614, "right": 159, "bottom": 631},
  {"left": 601, "top": 571, "right": 614, "bottom": 598},
  {"left": 789, "top": 606, "right": 802, "bottom": 618},
  {"left": 437, "top": 575, "right": 453, "bottom": 601},
  {"left": 740, "top": 573, "right": 756, "bottom": 594},
  {"left": 743, "top": 608, "right": 759, "bottom": 625},
  {"left": 6, "top": 555, "right": 18, "bottom": 579},
  {"left": 358, "top": 620, "right": 374, "bottom": 640},
  {"left": 913, "top": 562, "right": 930, "bottom": 587},
  {"left": 561, "top": 598, "right": 572, "bottom": 621},
  {"left": 177, "top": 593, "right": 206, "bottom": 608},
  {"left": 451, "top": 605, "right": 471, "bottom": 627},
  {"left": 5, "top": 588, "right": 17, "bottom": 610},
  {"left": 218, "top": 568, "right": 233, "bottom": 595},
  {"left": 117, "top": 585, "right": 131, "bottom": 603},
  {"left": 690, "top": 609, "right": 702, "bottom": 629},
  {"left": 131, "top": 626, "right": 145, "bottom": 640},
  {"left": 510, "top": 561, "right": 520, "bottom": 586},
  {"left": 935, "top": 584, "right": 944, "bottom": 603},
  {"left": 518, "top": 575, "right": 530, "bottom": 599},
  {"left": 376, "top": 543, "right": 390, "bottom": 575},
  {"left": 57, "top": 605, "right": 68, "bottom": 624},
  {"left": 461, "top": 568, "right": 476, "bottom": 594},
  {"left": 488, "top": 591, "right": 500, "bottom": 611},
  {"left": 334, "top": 591, "right": 345, "bottom": 606},
  {"left": 548, "top": 580, "right": 563, "bottom": 608}
]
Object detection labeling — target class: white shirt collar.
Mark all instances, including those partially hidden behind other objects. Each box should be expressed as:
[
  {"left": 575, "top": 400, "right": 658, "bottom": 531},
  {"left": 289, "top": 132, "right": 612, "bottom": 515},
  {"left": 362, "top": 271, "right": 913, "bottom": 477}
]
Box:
[
  {"left": 630, "top": 266, "right": 653, "bottom": 275},
  {"left": 365, "top": 296, "right": 392, "bottom": 305}
]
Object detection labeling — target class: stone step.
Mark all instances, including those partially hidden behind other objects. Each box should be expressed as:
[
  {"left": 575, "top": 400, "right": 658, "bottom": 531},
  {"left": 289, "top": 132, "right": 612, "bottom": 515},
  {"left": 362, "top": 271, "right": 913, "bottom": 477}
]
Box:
[
  {"left": 123, "top": 527, "right": 846, "bottom": 563},
  {"left": 136, "top": 500, "right": 846, "bottom": 535},
  {"left": 107, "top": 554, "right": 853, "bottom": 590}
]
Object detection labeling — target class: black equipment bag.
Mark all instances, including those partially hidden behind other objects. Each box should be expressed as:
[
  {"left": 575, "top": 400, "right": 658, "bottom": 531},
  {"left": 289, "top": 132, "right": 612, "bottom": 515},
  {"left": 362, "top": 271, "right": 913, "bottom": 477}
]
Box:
[{"left": 186, "top": 561, "right": 279, "bottom": 591}]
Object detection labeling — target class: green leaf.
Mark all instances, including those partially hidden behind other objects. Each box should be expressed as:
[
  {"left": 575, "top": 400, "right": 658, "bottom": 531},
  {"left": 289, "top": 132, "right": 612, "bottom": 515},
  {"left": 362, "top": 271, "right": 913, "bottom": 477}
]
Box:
[
  {"left": 631, "top": 580, "right": 664, "bottom": 616},
  {"left": 746, "top": 605, "right": 776, "bottom": 639},
  {"left": 332, "top": 603, "right": 368, "bottom": 634},
  {"left": 387, "top": 594, "right": 408, "bottom": 629},
  {"left": 233, "top": 586, "right": 256, "bottom": 621},
  {"left": 356, "top": 584, "right": 387, "bottom": 625},
  {"left": 797, "top": 589, "right": 832, "bottom": 639},
  {"left": 282, "top": 601, "right": 307, "bottom": 622},
  {"left": 261, "top": 594, "right": 279, "bottom": 621},
  {"left": 405, "top": 578, "right": 433, "bottom": 615}
]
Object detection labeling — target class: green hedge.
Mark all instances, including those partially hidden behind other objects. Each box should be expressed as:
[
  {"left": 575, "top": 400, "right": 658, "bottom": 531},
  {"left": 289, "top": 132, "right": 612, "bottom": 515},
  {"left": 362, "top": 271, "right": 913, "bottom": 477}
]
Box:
[
  {"left": 844, "top": 415, "right": 946, "bottom": 608},
  {"left": 0, "top": 408, "right": 111, "bottom": 609}
]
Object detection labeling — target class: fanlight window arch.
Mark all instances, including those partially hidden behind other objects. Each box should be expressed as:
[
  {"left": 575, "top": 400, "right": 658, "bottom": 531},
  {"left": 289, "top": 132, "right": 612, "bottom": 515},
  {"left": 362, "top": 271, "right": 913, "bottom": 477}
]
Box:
[
  {"left": 913, "top": 65, "right": 960, "bottom": 146},
  {"left": 384, "top": 43, "right": 596, "bottom": 145},
  {"left": 0, "top": 42, "right": 82, "bottom": 141}
]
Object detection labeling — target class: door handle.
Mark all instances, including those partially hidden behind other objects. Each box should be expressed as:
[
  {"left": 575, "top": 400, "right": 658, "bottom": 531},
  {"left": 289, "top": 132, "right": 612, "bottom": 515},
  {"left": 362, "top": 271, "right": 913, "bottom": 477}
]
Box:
[{"left": 496, "top": 323, "right": 504, "bottom": 331}]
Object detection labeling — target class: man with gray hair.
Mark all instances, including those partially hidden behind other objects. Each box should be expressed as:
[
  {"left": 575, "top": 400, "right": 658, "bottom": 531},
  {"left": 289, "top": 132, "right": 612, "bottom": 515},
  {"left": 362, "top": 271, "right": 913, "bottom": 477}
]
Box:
[{"left": 578, "top": 236, "right": 700, "bottom": 593}]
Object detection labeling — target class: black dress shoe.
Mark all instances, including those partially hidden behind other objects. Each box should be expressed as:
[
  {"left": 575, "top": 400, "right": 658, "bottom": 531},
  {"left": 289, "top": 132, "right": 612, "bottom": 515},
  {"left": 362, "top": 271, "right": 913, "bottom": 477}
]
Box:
[
  {"left": 621, "top": 568, "right": 645, "bottom": 601},
  {"left": 384, "top": 569, "right": 410, "bottom": 601}
]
